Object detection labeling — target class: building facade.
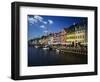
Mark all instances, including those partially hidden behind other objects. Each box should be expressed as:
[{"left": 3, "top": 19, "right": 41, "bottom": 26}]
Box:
[
  {"left": 60, "top": 29, "right": 67, "bottom": 46},
  {"left": 75, "top": 25, "right": 87, "bottom": 47},
  {"left": 29, "top": 22, "right": 87, "bottom": 48},
  {"left": 48, "top": 33, "right": 54, "bottom": 45},
  {"left": 66, "top": 23, "right": 87, "bottom": 47},
  {"left": 53, "top": 32, "right": 61, "bottom": 45}
]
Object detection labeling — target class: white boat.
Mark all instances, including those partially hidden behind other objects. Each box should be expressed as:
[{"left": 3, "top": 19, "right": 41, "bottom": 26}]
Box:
[
  {"left": 34, "top": 46, "right": 39, "bottom": 48},
  {"left": 43, "top": 47, "right": 49, "bottom": 50},
  {"left": 42, "top": 45, "right": 49, "bottom": 50},
  {"left": 56, "top": 49, "right": 60, "bottom": 53}
]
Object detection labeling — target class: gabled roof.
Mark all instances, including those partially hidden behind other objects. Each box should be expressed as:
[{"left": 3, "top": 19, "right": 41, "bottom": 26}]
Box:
[{"left": 64, "top": 21, "right": 87, "bottom": 33}]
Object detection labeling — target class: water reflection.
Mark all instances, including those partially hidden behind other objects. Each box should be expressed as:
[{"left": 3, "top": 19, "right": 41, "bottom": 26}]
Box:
[{"left": 28, "top": 46, "right": 87, "bottom": 66}]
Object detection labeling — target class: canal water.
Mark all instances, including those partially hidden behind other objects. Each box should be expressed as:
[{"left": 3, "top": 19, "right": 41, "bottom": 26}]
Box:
[{"left": 28, "top": 46, "right": 87, "bottom": 66}]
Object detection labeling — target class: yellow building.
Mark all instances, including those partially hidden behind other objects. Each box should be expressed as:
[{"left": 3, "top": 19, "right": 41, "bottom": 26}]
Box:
[
  {"left": 65, "top": 23, "right": 87, "bottom": 47},
  {"left": 66, "top": 32, "right": 76, "bottom": 46},
  {"left": 39, "top": 36, "right": 48, "bottom": 45},
  {"left": 75, "top": 29, "right": 87, "bottom": 46}
]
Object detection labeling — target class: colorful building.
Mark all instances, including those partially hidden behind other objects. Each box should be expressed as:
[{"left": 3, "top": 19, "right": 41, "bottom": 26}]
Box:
[
  {"left": 38, "top": 36, "right": 48, "bottom": 45},
  {"left": 60, "top": 29, "right": 67, "bottom": 46},
  {"left": 65, "top": 23, "right": 87, "bottom": 47},
  {"left": 75, "top": 24, "right": 87, "bottom": 47},
  {"left": 48, "top": 33, "right": 54, "bottom": 45},
  {"left": 29, "top": 22, "right": 87, "bottom": 48},
  {"left": 53, "top": 32, "right": 61, "bottom": 45}
]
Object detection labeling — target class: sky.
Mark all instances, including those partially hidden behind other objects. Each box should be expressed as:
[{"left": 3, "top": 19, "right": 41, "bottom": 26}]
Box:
[{"left": 28, "top": 15, "right": 87, "bottom": 40}]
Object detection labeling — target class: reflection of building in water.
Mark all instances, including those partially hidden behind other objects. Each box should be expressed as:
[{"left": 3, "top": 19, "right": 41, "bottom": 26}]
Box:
[{"left": 65, "top": 22, "right": 87, "bottom": 47}]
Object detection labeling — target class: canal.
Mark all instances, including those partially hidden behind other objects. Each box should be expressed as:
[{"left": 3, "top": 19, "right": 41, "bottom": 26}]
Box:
[{"left": 28, "top": 46, "right": 87, "bottom": 66}]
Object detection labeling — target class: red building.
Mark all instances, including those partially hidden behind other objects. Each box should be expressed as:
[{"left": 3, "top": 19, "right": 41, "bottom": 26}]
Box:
[
  {"left": 60, "top": 29, "right": 67, "bottom": 46},
  {"left": 53, "top": 32, "right": 61, "bottom": 45}
]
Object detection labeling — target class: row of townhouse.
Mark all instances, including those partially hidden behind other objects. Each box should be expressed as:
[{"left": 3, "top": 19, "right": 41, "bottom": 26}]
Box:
[
  {"left": 30, "top": 22, "right": 87, "bottom": 47},
  {"left": 66, "top": 23, "right": 87, "bottom": 47},
  {"left": 47, "top": 22, "right": 87, "bottom": 47}
]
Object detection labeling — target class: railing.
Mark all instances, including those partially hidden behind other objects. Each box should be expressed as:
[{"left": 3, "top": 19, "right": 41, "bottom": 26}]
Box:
[{"left": 57, "top": 47, "right": 87, "bottom": 55}]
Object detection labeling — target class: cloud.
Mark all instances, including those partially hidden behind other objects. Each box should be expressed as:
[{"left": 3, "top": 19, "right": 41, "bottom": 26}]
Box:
[
  {"left": 34, "top": 15, "right": 43, "bottom": 22},
  {"left": 28, "top": 15, "right": 43, "bottom": 25},
  {"left": 40, "top": 25, "right": 45, "bottom": 29},
  {"left": 28, "top": 17, "right": 38, "bottom": 24},
  {"left": 43, "top": 21, "right": 47, "bottom": 24},
  {"left": 44, "top": 30, "right": 48, "bottom": 33},
  {"left": 28, "top": 16, "right": 54, "bottom": 27},
  {"left": 48, "top": 20, "right": 53, "bottom": 24}
]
